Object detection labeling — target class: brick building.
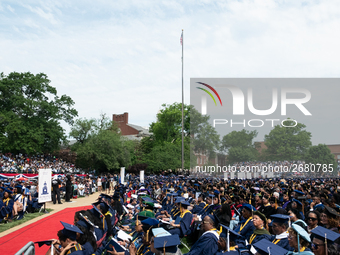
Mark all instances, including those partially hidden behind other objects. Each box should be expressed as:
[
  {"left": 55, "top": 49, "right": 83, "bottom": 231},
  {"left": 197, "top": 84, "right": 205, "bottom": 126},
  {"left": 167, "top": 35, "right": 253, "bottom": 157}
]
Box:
[{"left": 112, "top": 112, "right": 151, "bottom": 140}]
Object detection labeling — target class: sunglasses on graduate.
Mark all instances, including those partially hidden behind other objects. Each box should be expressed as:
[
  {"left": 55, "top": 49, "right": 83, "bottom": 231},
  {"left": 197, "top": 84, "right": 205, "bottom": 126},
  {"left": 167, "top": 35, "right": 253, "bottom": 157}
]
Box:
[
  {"left": 307, "top": 217, "right": 317, "bottom": 221},
  {"left": 311, "top": 243, "right": 325, "bottom": 250}
]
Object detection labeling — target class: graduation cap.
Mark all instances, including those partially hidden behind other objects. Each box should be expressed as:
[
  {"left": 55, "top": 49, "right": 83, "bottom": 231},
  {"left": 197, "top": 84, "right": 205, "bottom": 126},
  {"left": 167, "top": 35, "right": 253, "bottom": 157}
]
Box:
[
  {"left": 311, "top": 226, "right": 340, "bottom": 246},
  {"left": 291, "top": 220, "right": 311, "bottom": 251},
  {"left": 323, "top": 205, "right": 340, "bottom": 218},
  {"left": 219, "top": 224, "right": 241, "bottom": 252},
  {"left": 252, "top": 238, "right": 289, "bottom": 255},
  {"left": 206, "top": 214, "right": 219, "bottom": 226},
  {"left": 78, "top": 212, "right": 97, "bottom": 229},
  {"left": 152, "top": 227, "right": 171, "bottom": 237},
  {"left": 241, "top": 203, "right": 256, "bottom": 212},
  {"left": 270, "top": 214, "right": 291, "bottom": 224},
  {"left": 91, "top": 204, "right": 104, "bottom": 218},
  {"left": 154, "top": 234, "right": 180, "bottom": 253},
  {"left": 60, "top": 221, "right": 83, "bottom": 241},
  {"left": 142, "top": 196, "right": 154, "bottom": 203},
  {"left": 292, "top": 198, "right": 302, "bottom": 207},
  {"left": 174, "top": 197, "right": 185, "bottom": 203},
  {"left": 112, "top": 193, "right": 120, "bottom": 200},
  {"left": 141, "top": 218, "right": 159, "bottom": 226},
  {"left": 141, "top": 218, "right": 159, "bottom": 242},
  {"left": 137, "top": 215, "right": 150, "bottom": 222},
  {"left": 180, "top": 200, "right": 190, "bottom": 207},
  {"left": 294, "top": 190, "right": 305, "bottom": 195},
  {"left": 34, "top": 240, "right": 53, "bottom": 247},
  {"left": 100, "top": 193, "right": 113, "bottom": 202},
  {"left": 3, "top": 188, "right": 13, "bottom": 194}
]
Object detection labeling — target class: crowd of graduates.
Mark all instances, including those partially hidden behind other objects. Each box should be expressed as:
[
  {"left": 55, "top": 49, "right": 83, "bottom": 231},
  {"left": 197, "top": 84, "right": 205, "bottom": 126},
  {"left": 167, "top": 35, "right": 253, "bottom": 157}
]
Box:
[
  {"left": 0, "top": 181, "right": 43, "bottom": 222},
  {"left": 3, "top": 175, "right": 340, "bottom": 255}
]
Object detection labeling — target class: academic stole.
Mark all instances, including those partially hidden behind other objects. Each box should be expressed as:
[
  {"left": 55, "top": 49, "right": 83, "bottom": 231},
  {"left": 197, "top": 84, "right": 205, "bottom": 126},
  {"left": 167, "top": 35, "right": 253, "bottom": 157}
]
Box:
[
  {"left": 238, "top": 217, "right": 252, "bottom": 234},
  {"left": 272, "top": 238, "right": 280, "bottom": 244},
  {"left": 66, "top": 243, "right": 82, "bottom": 254},
  {"left": 3, "top": 198, "right": 10, "bottom": 218}
]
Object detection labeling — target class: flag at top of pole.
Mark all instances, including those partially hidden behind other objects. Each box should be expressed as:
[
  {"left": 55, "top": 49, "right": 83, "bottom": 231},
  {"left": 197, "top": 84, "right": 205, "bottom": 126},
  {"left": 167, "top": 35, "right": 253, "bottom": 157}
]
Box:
[{"left": 180, "top": 30, "right": 183, "bottom": 45}]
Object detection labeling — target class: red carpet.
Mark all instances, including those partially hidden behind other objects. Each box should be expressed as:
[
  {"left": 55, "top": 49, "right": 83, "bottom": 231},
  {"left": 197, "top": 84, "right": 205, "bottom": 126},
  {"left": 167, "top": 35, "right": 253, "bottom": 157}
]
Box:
[{"left": 0, "top": 205, "right": 91, "bottom": 254}]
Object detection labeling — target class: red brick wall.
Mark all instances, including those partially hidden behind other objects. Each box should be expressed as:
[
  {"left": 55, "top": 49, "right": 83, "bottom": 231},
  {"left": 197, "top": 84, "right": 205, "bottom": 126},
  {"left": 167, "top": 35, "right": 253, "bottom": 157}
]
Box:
[{"left": 112, "top": 112, "right": 139, "bottom": 136}]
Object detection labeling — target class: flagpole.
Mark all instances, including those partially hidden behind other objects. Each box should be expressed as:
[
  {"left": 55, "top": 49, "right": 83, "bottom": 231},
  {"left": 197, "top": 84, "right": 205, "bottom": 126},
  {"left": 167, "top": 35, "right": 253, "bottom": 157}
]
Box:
[{"left": 181, "top": 29, "right": 184, "bottom": 174}]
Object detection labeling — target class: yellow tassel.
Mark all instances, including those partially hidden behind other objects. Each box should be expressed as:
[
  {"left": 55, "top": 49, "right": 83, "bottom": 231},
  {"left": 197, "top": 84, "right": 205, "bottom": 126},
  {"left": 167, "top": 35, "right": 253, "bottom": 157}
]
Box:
[
  {"left": 163, "top": 241, "right": 167, "bottom": 255},
  {"left": 275, "top": 198, "right": 278, "bottom": 210}
]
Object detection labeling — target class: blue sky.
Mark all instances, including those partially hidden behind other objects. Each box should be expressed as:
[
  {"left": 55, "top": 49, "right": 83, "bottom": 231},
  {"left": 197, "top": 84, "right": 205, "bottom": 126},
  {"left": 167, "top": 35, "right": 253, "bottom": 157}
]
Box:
[{"left": 1, "top": 0, "right": 340, "bottom": 140}]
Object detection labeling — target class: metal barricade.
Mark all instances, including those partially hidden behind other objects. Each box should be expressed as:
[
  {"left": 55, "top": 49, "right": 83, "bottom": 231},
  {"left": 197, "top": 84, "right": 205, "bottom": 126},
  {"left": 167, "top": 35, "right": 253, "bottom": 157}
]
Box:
[{"left": 14, "top": 241, "right": 35, "bottom": 255}]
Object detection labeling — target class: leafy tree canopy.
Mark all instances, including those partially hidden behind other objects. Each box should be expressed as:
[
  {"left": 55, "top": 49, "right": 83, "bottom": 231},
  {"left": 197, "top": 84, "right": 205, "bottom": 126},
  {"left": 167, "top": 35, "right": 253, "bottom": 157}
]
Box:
[
  {"left": 70, "top": 114, "right": 136, "bottom": 172},
  {"left": 263, "top": 119, "right": 311, "bottom": 161},
  {"left": 141, "top": 103, "right": 219, "bottom": 172},
  {"left": 0, "top": 72, "right": 77, "bottom": 154},
  {"left": 305, "top": 144, "right": 337, "bottom": 176},
  {"left": 221, "top": 129, "right": 259, "bottom": 164}
]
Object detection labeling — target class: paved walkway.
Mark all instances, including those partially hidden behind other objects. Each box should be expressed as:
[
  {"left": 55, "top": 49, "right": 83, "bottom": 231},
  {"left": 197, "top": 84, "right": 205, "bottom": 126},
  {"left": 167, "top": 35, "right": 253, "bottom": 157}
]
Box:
[{"left": 0, "top": 191, "right": 106, "bottom": 238}]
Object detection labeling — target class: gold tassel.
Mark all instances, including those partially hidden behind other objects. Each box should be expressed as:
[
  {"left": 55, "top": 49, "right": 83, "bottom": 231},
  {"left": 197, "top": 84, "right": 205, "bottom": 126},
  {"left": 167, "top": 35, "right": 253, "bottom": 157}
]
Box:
[
  {"left": 217, "top": 225, "right": 222, "bottom": 235},
  {"left": 275, "top": 198, "right": 278, "bottom": 210},
  {"left": 136, "top": 215, "right": 139, "bottom": 226},
  {"left": 163, "top": 241, "right": 167, "bottom": 255},
  {"left": 302, "top": 201, "right": 305, "bottom": 216}
]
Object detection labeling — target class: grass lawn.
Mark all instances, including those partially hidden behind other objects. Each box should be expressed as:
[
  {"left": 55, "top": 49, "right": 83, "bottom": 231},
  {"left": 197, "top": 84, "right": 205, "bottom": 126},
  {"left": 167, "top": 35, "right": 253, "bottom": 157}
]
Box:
[
  {"left": 0, "top": 209, "right": 53, "bottom": 233},
  {"left": 179, "top": 236, "right": 192, "bottom": 253}
]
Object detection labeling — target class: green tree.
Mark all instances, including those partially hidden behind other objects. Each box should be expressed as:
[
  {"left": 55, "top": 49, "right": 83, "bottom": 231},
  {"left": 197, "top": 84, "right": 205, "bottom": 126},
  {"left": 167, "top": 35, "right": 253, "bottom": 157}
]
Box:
[
  {"left": 0, "top": 72, "right": 77, "bottom": 154},
  {"left": 69, "top": 118, "right": 96, "bottom": 144},
  {"left": 70, "top": 115, "right": 136, "bottom": 172},
  {"left": 141, "top": 103, "right": 219, "bottom": 172},
  {"left": 190, "top": 108, "right": 220, "bottom": 160},
  {"left": 305, "top": 144, "right": 337, "bottom": 177},
  {"left": 150, "top": 103, "right": 190, "bottom": 144},
  {"left": 263, "top": 119, "right": 312, "bottom": 161},
  {"left": 220, "top": 129, "right": 259, "bottom": 163}
]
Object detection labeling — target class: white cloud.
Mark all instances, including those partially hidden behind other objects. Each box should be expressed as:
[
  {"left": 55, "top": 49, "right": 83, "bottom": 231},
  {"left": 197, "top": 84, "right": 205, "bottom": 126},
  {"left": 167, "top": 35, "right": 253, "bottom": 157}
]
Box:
[{"left": 7, "top": 5, "right": 15, "bottom": 13}]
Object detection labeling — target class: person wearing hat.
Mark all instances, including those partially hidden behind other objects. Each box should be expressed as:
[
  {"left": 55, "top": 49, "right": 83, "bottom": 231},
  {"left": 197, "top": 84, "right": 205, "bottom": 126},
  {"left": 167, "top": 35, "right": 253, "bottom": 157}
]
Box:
[
  {"left": 233, "top": 204, "right": 255, "bottom": 243},
  {"left": 269, "top": 214, "right": 291, "bottom": 250},
  {"left": 252, "top": 238, "right": 289, "bottom": 255},
  {"left": 287, "top": 220, "right": 313, "bottom": 254},
  {"left": 311, "top": 226, "right": 340, "bottom": 255},
  {"left": 168, "top": 200, "right": 193, "bottom": 237},
  {"left": 138, "top": 201, "right": 156, "bottom": 218},
  {"left": 246, "top": 211, "right": 271, "bottom": 246},
  {"left": 150, "top": 234, "right": 182, "bottom": 255},
  {"left": 139, "top": 218, "right": 159, "bottom": 255},
  {"left": 194, "top": 195, "right": 213, "bottom": 219},
  {"left": 320, "top": 205, "right": 340, "bottom": 232},
  {"left": 0, "top": 188, "right": 14, "bottom": 222},
  {"left": 216, "top": 224, "right": 241, "bottom": 254},
  {"left": 54, "top": 221, "right": 85, "bottom": 255},
  {"left": 258, "top": 195, "right": 275, "bottom": 219},
  {"left": 184, "top": 215, "right": 220, "bottom": 255},
  {"left": 192, "top": 193, "right": 207, "bottom": 214},
  {"left": 74, "top": 220, "right": 97, "bottom": 255}
]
